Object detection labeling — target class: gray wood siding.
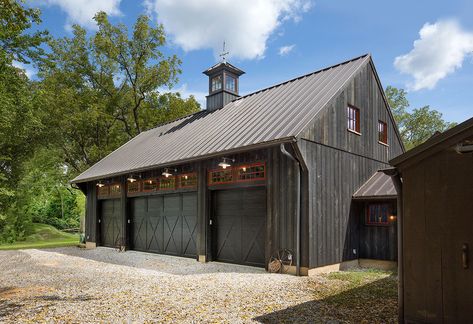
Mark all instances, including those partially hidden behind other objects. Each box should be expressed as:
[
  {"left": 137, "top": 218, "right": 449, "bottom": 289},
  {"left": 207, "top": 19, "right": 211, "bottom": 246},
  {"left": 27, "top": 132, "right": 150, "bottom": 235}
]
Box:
[
  {"left": 300, "top": 62, "right": 404, "bottom": 162},
  {"left": 266, "top": 146, "right": 307, "bottom": 266},
  {"left": 299, "top": 139, "right": 388, "bottom": 268},
  {"left": 358, "top": 201, "right": 397, "bottom": 261}
]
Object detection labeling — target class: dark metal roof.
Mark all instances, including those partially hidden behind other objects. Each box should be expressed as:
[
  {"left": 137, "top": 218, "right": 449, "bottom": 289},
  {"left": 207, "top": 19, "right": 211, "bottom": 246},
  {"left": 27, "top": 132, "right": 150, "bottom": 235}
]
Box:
[
  {"left": 353, "top": 171, "right": 397, "bottom": 200},
  {"left": 72, "top": 54, "right": 371, "bottom": 183},
  {"left": 203, "top": 61, "right": 245, "bottom": 76},
  {"left": 391, "top": 116, "right": 473, "bottom": 168}
]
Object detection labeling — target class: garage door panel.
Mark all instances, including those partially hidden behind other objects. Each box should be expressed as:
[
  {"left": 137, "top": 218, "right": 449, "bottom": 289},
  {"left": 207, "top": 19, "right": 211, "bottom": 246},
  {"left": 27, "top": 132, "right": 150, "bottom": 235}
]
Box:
[
  {"left": 131, "top": 193, "right": 197, "bottom": 258},
  {"left": 100, "top": 199, "right": 121, "bottom": 248},
  {"left": 182, "top": 193, "right": 197, "bottom": 257},
  {"left": 146, "top": 196, "right": 163, "bottom": 252},
  {"left": 214, "top": 188, "right": 266, "bottom": 267},
  {"left": 131, "top": 197, "right": 147, "bottom": 251}
]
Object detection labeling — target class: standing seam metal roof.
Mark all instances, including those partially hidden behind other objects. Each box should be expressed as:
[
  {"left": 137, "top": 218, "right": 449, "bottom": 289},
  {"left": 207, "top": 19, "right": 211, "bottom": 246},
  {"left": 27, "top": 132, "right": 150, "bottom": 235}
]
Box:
[
  {"left": 353, "top": 171, "right": 397, "bottom": 199},
  {"left": 72, "top": 54, "right": 371, "bottom": 183}
]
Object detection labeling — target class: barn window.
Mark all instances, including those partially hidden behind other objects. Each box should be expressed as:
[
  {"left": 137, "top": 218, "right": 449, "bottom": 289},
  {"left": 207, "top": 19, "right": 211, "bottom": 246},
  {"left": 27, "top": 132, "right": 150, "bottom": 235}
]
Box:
[
  {"left": 97, "top": 185, "right": 110, "bottom": 198},
  {"left": 179, "top": 173, "right": 197, "bottom": 188},
  {"left": 127, "top": 181, "right": 141, "bottom": 194},
  {"left": 159, "top": 176, "right": 176, "bottom": 190},
  {"left": 237, "top": 163, "right": 265, "bottom": 182},
  {"left": 366, "top": 203, "right": 390, "bottom": 225},
  {"left": 208, "top": 169, "right": 233, "bottom": 185},
  {"left": 225, "top": 75, "right": 236, "bottom": 92},
  {"left": 211, "top": 75, "right": 222, "bottom": 92},
  {"left": 347, "top": 105, "right": 360, "bottom": 133},
  {"left": 378, "top": 120, "right": 388, "bottom": 144},
  {"left": 143, "top": 179, "right": 158, "bottom": 192},
  {"left": 109, "top": 184, "right": 121, "bottom": 197}
]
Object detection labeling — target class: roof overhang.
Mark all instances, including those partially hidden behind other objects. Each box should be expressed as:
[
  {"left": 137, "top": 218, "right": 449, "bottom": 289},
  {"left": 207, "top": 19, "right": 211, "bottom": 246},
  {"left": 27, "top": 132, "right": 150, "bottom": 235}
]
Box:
[{"left": 71, "top": 136, "right": 296, "bottom": 184}]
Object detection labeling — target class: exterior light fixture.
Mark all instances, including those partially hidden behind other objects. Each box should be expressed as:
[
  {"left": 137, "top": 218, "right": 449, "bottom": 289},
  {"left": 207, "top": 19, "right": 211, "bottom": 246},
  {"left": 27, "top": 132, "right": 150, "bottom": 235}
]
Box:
[
  {"left": 242, "top": 167, "right": 247, "bottom": 172},
  {"left": 162, "top": 168, "right": 176, "bottom": 178},
  {"left": 96, "top": 181, "right": 105, "bottom": 187},
  {"left": 218, "top": 157, "right": 234, "bottom": 169},
  {"left": 184, "top": 175, "right": 188, "bottom": 180},
  {"left": 127, "top": 175, "right": 137, "bottom": 183}
]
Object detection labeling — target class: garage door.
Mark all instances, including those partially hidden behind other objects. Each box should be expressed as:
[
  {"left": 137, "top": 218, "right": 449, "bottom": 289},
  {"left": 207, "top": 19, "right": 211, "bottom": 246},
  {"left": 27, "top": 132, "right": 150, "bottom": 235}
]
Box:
[
  {"left": 130, "top": 192, "right": 197, "bottom": 257},
  {"left": 212, "top": 187, "right": 266, "bottom": 267},
  {"left": 100, "top": 199, "right": 121, "bottom": 247}
]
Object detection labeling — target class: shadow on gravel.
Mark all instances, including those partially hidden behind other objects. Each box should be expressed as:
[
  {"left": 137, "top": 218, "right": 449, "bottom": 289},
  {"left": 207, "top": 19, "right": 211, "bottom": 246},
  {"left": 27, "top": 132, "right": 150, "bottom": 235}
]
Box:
[
  {"left": 35, "top": 294, "right": 95, "bottom": 302},
  {"left": 45, "top": 247, "right": 266, "bottom": 276},
  {"left": 253, "top": 276, "right": 397, "bottom": 323},
  {"left": 0, "top": 288, "right": 23, "bottom": 319}
]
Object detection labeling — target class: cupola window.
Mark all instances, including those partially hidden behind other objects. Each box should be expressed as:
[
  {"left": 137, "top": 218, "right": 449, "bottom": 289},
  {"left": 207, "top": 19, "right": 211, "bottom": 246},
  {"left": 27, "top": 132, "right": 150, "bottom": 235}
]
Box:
[
  {"left": 225, "top": 75, "right": 236, "bottom": 92},
  {"left": 211, "top": 75, "right": 222, "bottom": 92}
]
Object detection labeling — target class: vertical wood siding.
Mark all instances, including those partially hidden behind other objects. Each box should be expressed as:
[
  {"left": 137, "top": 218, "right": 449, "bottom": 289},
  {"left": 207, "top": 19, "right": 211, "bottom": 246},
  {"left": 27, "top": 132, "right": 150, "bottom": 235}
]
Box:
[{"left": 298, "top": 62, "right": 403, "bottom": 268}]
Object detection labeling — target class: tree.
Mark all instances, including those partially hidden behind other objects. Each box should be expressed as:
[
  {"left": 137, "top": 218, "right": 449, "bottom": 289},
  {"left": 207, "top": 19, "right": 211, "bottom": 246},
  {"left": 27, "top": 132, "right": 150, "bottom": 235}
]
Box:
[
  {"left": 38, "top": 12, "right": 200, "bottom": 174},
  {"left": 385, "top": 86, "right": 456, "bottom": 150},
  {"left": 0, "top": 0, "right": 48, "bottom": 241}
]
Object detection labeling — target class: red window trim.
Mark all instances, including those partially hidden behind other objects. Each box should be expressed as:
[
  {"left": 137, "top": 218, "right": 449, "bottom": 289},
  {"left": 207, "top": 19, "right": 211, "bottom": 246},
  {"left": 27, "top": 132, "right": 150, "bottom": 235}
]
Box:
[
  {"left": 208, "top": 168, "right": 234, "bottom": 186},
  {"left": 126, "top": 181, "right": 142, "bottom": 194},
  {"left": 365, "top": 203, "right": 390, "bottom": 226},
  {"left": 108, "top": 183, "right": 121, "bottom": 197},
  {"left": 142, "top": 179, "right": 158, "bottom": 192},
  {"left": 178, "top": 172, "right": 198, "bottom": 189},
  {"left": 97, "top": 184, "right": 110, "bottom": 198},
  {"left": 347, "top": 104, "right": 361, "bottom": 133},
  {"left": 158, "top": 176, "right": 176, "bottom": 191},
  {"left": 378, "top": 120, "right": 388, "bottom": 144},
  {"left": 235, "top": 162, "right": 266, "bottom": 183}
]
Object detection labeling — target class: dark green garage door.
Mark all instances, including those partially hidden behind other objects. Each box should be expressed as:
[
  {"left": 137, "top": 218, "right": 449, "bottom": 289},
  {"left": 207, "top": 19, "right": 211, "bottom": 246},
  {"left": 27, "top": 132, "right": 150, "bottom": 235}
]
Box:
[
  {"left": 212, "top": 187, "right": 266, "bottom": 267},
  {"left": 130, "top": 192, "right": 197, "bottom": 257},
  {"left": 100, "top": 199, "right": 121, "bottom": 247}
]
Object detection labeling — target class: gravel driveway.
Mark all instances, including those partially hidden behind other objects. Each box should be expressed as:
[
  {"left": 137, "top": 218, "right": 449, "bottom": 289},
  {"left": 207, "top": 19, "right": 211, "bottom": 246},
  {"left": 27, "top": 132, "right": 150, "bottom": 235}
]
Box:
[{"left": 0, "top": 247, "right": 320, "bottom": 323}]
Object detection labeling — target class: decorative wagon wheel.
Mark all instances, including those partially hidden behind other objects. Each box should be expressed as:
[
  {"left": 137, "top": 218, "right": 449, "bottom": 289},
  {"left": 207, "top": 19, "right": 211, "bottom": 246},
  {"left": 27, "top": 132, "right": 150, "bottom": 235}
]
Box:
[{"left": 268, "top": 249, "right": 294, "bottom": 274}]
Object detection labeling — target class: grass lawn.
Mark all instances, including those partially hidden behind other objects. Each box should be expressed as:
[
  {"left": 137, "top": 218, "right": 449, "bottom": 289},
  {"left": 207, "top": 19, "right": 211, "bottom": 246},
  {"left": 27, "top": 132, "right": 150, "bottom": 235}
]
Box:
[
  {"left": 314, "top": 269, "right": 398, "bottom": 322},
  {"left": 0, "top": 223, "right": 79, "bottom": 250}
]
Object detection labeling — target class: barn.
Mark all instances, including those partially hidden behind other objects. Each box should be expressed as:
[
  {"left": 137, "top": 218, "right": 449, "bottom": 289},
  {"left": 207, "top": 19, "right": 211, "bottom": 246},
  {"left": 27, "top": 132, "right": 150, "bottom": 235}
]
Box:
[
  {"left": 390, "top": 117, "right": 473, "bottom": 323},
  {"left": 72, "top": 54, "right": 404, "bottom": 275}
]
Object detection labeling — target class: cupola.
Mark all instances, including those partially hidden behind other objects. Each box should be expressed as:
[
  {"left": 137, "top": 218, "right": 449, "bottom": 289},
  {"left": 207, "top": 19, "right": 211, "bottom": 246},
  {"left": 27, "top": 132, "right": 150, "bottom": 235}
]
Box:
[{"left": 203, "top": 51, "right": 245, "bottom": 111}]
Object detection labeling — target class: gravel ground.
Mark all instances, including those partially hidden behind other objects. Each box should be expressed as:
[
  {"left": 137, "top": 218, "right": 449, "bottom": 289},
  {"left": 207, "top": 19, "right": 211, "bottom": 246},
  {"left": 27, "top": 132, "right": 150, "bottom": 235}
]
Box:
[
  {"left": 0, "top": 247, "right": 320, "bottom": 323},
  {"left": 0, "top": 247, "right": 397, "bottom": 323}
]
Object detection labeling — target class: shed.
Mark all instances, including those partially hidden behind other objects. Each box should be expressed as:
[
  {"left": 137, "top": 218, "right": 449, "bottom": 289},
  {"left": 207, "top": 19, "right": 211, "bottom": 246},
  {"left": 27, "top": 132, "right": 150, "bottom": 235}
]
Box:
[{"left": 390, "top": 117, "right": 473, "bottom": 323}]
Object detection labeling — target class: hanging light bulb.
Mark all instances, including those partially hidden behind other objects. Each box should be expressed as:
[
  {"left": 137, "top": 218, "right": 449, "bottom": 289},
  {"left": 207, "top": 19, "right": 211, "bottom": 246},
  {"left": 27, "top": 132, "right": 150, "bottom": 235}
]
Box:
[
  {"left": 162, "top": 168, "right": 172, "bottom": 178},
  {"left": 96, "top": 181, "right": 105, "bottom": 187},
  {"left": 218, "top": 157, "right": 234, "bottom": 169},
  {"left": 127, "top": 175, "right": 136, "bottom": 183}
]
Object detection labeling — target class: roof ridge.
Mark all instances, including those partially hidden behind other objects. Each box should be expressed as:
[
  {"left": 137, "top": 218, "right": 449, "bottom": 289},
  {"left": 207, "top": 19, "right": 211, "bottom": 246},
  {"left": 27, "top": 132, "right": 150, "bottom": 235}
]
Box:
[{"left": 234, "top": 53, "right": 370, "bottom": 102}]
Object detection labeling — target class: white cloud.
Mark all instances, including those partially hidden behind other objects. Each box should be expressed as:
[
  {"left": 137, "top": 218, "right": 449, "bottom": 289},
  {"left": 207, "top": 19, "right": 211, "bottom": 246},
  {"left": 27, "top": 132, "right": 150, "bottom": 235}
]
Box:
[
  {"left": 394, "top": 20, "right": 473, "bottom": 91},
  {"left": 43, "top": 0, "right": 122, "bottom": 30},
  {"left": 278, "top": 44, "right": 295, "bottom": 56},
  {"left": 12, "top": 61, "right": 35, "bottom": 79},
  {"left": 146, "top": 0, "right": 312, "bottom": 60}
]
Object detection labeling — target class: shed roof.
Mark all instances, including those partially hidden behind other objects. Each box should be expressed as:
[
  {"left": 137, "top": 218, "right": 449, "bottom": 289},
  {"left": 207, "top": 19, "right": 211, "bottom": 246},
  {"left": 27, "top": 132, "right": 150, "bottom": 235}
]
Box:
[
  {"left": 391, "top": 116, "right": 473, "bottom": 168},
  {"left": 353, "top": 171, "right": 397, "bottom": 200},
  {"left": 72, "top": 54, "right": 371, "bottom": 183}
]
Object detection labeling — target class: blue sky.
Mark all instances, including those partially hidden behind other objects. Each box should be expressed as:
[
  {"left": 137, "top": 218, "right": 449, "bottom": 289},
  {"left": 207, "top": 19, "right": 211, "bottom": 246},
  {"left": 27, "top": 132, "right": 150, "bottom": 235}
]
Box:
[{"left": 25, "top": 0, "right": 473, "bottom": 123}]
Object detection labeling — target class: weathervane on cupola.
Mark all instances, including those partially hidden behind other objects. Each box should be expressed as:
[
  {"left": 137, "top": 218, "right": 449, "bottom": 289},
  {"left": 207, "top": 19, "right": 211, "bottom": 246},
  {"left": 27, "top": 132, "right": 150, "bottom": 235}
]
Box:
[
  {"left": 219, "top": 41, "right": 229, "bottom": 63},
  {"left": 203, "top": 41, "right": 245, "bottom": 111}
]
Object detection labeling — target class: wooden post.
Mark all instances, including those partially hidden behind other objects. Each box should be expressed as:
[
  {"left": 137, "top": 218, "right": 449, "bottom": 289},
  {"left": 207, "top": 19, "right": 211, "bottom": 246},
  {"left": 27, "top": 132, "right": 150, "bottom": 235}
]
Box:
[
  {"left": 120, "top": 176, "right": 128, "bottom": 250},
  {"left": 197, "top": 161, "right": 209, "bottom": 262}
]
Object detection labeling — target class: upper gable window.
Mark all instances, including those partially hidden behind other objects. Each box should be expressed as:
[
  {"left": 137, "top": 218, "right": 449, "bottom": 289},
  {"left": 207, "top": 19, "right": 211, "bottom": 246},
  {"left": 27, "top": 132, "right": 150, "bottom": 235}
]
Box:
[
  {"left": 378, "top": 120, "right": 388, "bottom": 144},
  {"left": 225, "top": 75, "right": 236, "bottom": 92},
  {"left": 211, "top": 75, "right": 222, "bottom": 92},
  {"left": 347, "top": 105, "right": 360, "bottom": 133}
]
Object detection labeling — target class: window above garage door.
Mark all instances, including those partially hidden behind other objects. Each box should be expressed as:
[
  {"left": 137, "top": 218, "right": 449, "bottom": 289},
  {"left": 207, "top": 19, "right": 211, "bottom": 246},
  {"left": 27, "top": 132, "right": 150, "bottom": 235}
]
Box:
[{"left": 208, "top": 162, "right": 266, "bottom": 186}]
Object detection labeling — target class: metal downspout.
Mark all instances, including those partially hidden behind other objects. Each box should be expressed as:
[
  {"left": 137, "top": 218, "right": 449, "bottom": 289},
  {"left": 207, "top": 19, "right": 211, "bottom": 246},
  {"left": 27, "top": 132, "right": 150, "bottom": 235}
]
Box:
[{"left": 280, "top": 143, "right": 302, "bottom": 276}]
